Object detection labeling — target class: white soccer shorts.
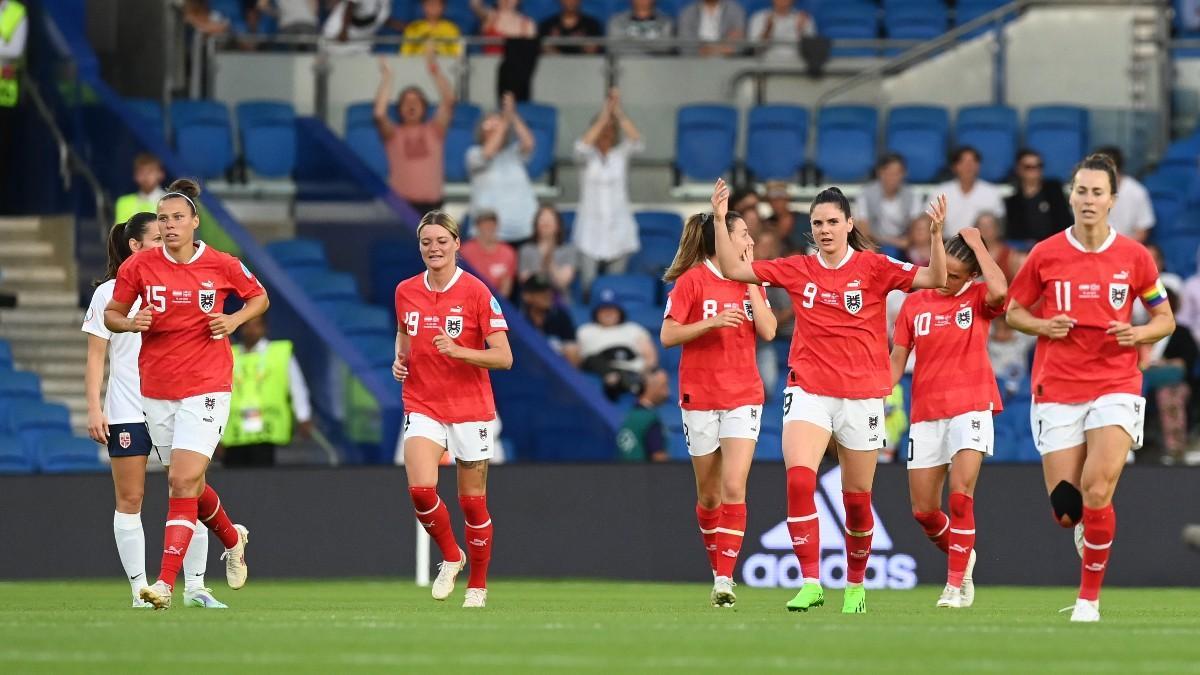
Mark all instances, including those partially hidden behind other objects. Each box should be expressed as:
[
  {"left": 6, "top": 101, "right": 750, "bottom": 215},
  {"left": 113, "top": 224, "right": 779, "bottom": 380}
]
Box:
[
  {"left": 403, "top": 412, "right": 497, "bottom": 462},
  {"left": 782, "top": 385, "right": 886, "bottom": 451},
  {"left": 906, "top": 410, "right": 994, "bottom": 469},
  {"left": 681, "top": 405, "right": 763, "bottom": 457},
  {"left": 1031, "top": 393, "right": 1145, "bottom": 455},
  {"left": 144, "top": 392, "right": 232, "bottom": 465}
]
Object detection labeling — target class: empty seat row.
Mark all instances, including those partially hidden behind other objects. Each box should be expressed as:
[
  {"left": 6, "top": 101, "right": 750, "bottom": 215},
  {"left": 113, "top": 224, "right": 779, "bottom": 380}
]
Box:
[{"left": 0, "top": 369, "right": 104, "bottom": 474}]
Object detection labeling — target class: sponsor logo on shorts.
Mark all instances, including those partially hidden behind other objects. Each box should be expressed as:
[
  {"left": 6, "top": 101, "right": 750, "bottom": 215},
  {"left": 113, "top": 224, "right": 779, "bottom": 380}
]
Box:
[
  {"left": 868, "top": 415, "right": 879, "bottom": 430},
  {"left": 204, "top": 397, "right": 216, "bottom": 411},
  {"left": 119, "top": 432, "right": 132, "bottom": 449},
  {"left": 203, "top": 417, "right": 214, "bottom": 423},
  {"left": 750, "top": 409, "right": 758, "bottom": 420},
  {"left": 479, "top": 427, "right": 489, "bottom": 440},
  {"left": 971, "top": 419, "right": 981, "bottom": 431}
]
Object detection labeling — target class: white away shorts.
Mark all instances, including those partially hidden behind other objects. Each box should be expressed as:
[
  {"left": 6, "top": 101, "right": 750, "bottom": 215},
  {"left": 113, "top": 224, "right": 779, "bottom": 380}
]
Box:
[
  {"left": 681, "top": 405, "right": 763, "bottom": 457},
  {"left": 906, "top": 410, "right": 994, "bottom": 469},
  {"left": 782, "top": 385, "right": 885, "bottom": 451},
  {"left": 1031, "top": 393, "right": 1146, "bottom": 455},
  {"left": 403, "top": 412, "right": 497, "bottom": 462},
  {"left": 144, "top": 392, "right": 231, "bottom": 465}
]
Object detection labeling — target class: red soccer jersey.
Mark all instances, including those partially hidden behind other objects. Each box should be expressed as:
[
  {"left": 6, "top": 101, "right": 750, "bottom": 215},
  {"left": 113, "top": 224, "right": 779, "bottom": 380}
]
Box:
[
  {"left": 395, "top": 267, "right": 509, "bottom": 424},
  {"left": 112, "top": 242, "right": 265, "bottom": 400},
  {"left": 1008, "top": 228, "right": 1166, "bottom": 404},
  {"left": 752, "top": 249, "right": 918, "bottom": 399},
  {"left": 894, "top": 282, "right": 1004, "bottom": 423},
  {"left": 665, "top": 260, "right": 765, "bottom": 410}
]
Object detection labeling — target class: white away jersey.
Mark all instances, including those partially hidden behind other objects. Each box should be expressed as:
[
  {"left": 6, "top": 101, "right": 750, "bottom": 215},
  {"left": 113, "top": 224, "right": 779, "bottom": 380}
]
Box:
[{"left": 81, "top": 280, "right": 145, "bottom": 424}]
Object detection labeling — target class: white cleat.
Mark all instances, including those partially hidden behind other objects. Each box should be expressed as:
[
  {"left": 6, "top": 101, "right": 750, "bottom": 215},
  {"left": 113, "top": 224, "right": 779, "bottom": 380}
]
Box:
[
  {"left": 220, "top": 524, "right": 250, "bottom": 590},
  {"left": 432, "top": 549, "right": 466, "bottom": 601},
  {"left": 1069, "top": 598, "right": 1101, "bottom": 623},
  {"left": 1074, "top": 523, "right": 1085, "bottom": 559},
  {"left": 711, "top": 576, "right": 736, "bottom": 608},
  {"left": 183, "top": 587, "right": 228, "bottom": 608},
  {"left": 961, "top": 548, "right": 977, "bottom": 607},
  {"left": 139, "top": 580, "right": 172, "bottom": 610},
  {"left": 936, "top": 584, "right": 964, "bottom": 608},
  {"left": 462, "top": 587, "right": 488, "bottom": 608},
  {"left": 132, "top": 598, "right": 154, "bottom": 609}
]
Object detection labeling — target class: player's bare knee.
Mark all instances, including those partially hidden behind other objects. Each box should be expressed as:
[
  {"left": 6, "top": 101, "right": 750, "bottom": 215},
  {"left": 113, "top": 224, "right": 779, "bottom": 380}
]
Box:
[
  {"left": 719, "top": 479, "right": 745, "bottom": 504},
  {"left": 167, "top": 472, "right": 202, "bottom": 497},
  {"left": 947, "top": 479, "right": 975, "bottom": 498},
  {"left": 115, "top": 489, "right": 144, "bottom": 514},
  {"left": 697, "top": 491, "right": 721, "bottom": 510},
  {"left": 1081, "top": 480, "right": 1114, "bottom": 510}
]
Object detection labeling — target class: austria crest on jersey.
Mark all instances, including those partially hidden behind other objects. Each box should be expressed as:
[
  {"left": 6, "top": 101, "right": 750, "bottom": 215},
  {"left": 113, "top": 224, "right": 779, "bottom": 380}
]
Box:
[
  {"left": 955, "top": 306, "right": 973, "bottom": 329},
  {"left": 843, "top": 289, "right": 863, "bottom": 315},
  {"left": 198, "top": 289, "right": 216, "bottom": 313},
  {"left": 1109, "top": 283, "right": 1130, "bottom": 310},
  {"left": 444, "top": 315, "right": 464, "bottom": 338}
]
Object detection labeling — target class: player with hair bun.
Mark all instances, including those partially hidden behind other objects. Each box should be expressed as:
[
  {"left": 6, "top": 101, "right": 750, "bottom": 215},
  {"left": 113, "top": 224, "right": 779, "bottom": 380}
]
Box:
[
  {"left": 712, "top": 178, "right": 947, "bottom": 614},
  {"left": 104, "top": 178, "right": 268, "bottom": 610},
  {"left": 1006, "top": 153, "right": 1175, "bottom": 622}
]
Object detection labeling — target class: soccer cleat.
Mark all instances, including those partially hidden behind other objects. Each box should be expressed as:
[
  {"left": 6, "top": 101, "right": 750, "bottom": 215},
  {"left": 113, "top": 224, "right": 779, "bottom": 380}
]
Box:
[
  {"left": 1069, "top": 598, "right": 1100, "bottom": 623},
  {"left": 961, "top": 548, "right": 977, "bottom": 607},
  {"left": 183, "top": 587, "right": 228, "bottom": 608},
  {"left": 462, "top": 588, "right": 487, "bottom": 608},
  {"left": 711, "top": 576, "right": 736, "bottom": 608},
  {"left": 1074, "top": 523, "right": 1085, "bottom": 559},
  {"left": 139, "top": 580, "right": 172, "bottom": 610},
  {"left": 132, "top": 598, "right": 154, "bottom": 609},
  {"left": 220, "top": 524, "right": 250, "bottom": 590},
  {"left": 786, "top": 582, "right": 825, "bottom": 612},
  {"left": 936, "top": 584, "right": 964, "bottom": 608},
  {"left": 432, "top": 548, "right": 466, "bottom": 601},
  {"left": 842, "top": 584, "right": 867, "bottom": 614}
]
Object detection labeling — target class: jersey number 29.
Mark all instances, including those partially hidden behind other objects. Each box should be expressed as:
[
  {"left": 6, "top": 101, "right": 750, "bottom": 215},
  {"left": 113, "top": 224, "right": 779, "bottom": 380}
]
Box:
[{"left": 404, "top": 311, "right": 420, "bottom": 336}]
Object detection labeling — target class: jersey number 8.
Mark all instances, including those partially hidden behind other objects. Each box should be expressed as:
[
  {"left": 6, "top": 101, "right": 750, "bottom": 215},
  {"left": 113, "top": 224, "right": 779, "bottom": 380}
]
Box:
[{"left": 702, "top": 299, "right": 718, "bottom": 319}]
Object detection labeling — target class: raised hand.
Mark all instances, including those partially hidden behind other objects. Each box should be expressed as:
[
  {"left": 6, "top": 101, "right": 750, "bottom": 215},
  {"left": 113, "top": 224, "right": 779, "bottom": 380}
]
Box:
[
  {"left": 926, "top": 193, "right": 947, "bottom": 240},
  {"left": 959, "top": 226, "right": 984, "bottom": 249},
  {"left": 501, "top": 91, "right": 516, "bottom": 118},
  {"left": 378, "top": 56, "right": 392, "bottom": 77},
  {"left": 711, "top": 178, "right": 730, "bottom": 220}
]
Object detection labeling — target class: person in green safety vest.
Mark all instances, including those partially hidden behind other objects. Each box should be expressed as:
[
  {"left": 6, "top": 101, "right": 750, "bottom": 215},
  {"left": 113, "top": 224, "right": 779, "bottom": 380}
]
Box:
[
  {"left": 883, "top": 381, "right": 908, "bottom": 462},
  {"left": 616, "top": 367, "right": 670, "bottom": 463},
  {"left": 0, "top": 0, "right": 27, "bottom": 207},
  {"left": 114, "top": 154, "right": 167, "bottom": 225},
  {"left": 221, "top": 313, "right": 313, "bottom": 467}
]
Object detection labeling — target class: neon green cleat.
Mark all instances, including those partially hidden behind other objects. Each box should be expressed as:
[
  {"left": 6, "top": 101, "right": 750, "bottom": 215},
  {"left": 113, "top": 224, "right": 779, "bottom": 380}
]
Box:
[
  {"left": 785, "top": 582, "right": 825, "bottom": 612},
  {"left": 842, "top": 584, "right": 867, "bottom": 614}
]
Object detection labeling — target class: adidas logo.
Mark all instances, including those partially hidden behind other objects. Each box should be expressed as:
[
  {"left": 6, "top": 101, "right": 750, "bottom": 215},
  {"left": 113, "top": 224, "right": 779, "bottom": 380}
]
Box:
[{"left": 742, "top": 466, "right": 918, "bottom": 590}]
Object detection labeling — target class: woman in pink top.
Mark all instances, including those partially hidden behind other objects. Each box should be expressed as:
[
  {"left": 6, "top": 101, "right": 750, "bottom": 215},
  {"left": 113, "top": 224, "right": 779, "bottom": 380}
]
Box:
[{"left": 374, "top": 49, "right": 455, "bottom": 213}]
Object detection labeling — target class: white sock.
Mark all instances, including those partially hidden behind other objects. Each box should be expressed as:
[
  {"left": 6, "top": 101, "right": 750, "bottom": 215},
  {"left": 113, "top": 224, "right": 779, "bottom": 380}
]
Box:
[
  {"left": 183, "top": 523, "right": 209, "bottom": 592},
  {"left": 113, "top": 511, "right": 146, "bottom": 597}
]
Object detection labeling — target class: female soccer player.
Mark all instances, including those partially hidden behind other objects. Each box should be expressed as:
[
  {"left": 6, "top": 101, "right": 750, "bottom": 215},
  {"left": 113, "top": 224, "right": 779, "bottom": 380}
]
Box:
[
  {"left": 1006, "top": 154, "right": 1174, "bottom": 623},
  {"left": 889, "top": 226, "right": 1007, "bottom": 609},
  {"left": 712, "top": 178, "right": 947, "bottom": 614},
  {"left": 393, "top": 210, "right": 513, "bottom": 609},
  {"left": 661, "top": 209, "right": 777, "bottom": 608},
  {"left": 104, "top": 179, "right": 268, "bottom": 610},
  {"left": 84, "top": 214, "right": 225, "bottom": 608}
]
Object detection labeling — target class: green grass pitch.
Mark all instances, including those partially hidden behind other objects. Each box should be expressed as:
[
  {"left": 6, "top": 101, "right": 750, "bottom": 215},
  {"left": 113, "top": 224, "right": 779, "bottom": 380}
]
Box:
[{"left": 2, "top": 580, "right": 1199, "bottom": 673}]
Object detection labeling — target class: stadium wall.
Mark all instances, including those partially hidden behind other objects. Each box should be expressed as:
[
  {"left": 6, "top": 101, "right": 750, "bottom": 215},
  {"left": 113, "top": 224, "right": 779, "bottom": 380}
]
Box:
[{"left": 3, "top": 464, "right": 1198, "bottom": 587}]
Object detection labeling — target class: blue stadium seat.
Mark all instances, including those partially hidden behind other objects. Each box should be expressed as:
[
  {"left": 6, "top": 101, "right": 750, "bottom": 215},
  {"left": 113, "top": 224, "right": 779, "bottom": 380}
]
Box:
[
  {"left": 293, "top": 269, "right": 361, "bottom": 304},
  {"left": 635, "top": 210, "right": 685, "bottom": 238},
  {"left": 581, "top": 0, "right": 614, "bottom": 24},
  {"left": 345, "top": 101, "right": 387, "bottom": 131},
  {"left": 335, "top": 303, "right": 395, "bottom": 338},
  {"left": 570, "top": 304, "right": 593, "bottom": 331},
  {"left": 369, "top": 239, "right": 426, "bottom": 306},
  {"left": 886, "top": 105, "right": 950, "bottom": 182},
  {"left": 0, "top": 340, "right": 11, "bottom": 370},
  {"left": 815, "top": 105, "right": 878, "bottom": 182},
  {"left": 0, "top": 370, "right": 40, "bottom": 402},
  {"left": 955, "top": 104, "right": 1018, "bottom": 182},
  {"left": 1025, "top": 105, "right": 1089, "bottom": 182},
  {"left": 516, "top": 102, "right": 558, "bottom": 181},
  {"left": 745, "top": 105, "right": 808, "bottom": 181},
  {"left": 818, "top": 3, "right": 880, "bottom": 57},
  {"left": 954, "top": 0, "right": 1008, "bottom": 39},
  {"left": 626, "top": 304, "right": 664, "bottom": 335},
  {"left": 350, "top": 334, "right": 399, "bottom": 368},
  {"left": 266, "top": 238, "right": 328, "bottom": 274},
  {"left": 124, "top": 98, "right": 164, "bottom": 139},
  {"left": 883, "top": 3, "right": 949, "bottom": 54},
  {"left": 0, "top": 433, "right": 32, "bottom": 474},
  {"left": 523, "top": 0, "right": 559, "bottom": 23},
  {"left": 170, "top": 99, "right": 235, "bottom": 179},
  {"left": 9, "top": 401, "right": 71, "bottom": 456},
  {"left": 446, "top": 103, "right": 483, "bottom": 183},
  {"left": 592, "top": 274, "right": 658, "bottom": 308},
  {"left": 675, "top": 105, "right": 739, "bottom": 182},
  {"left": 236, "top": 100, "right": 297, "bottom": 178},
  {"left": 629, "top": 231, "right": 680, "bottom": 277},
  {"left": 34, "top": 431, "right": 104, "bottom": 473},
  {"left": 1143, "top": 175, "right": 1184, "bottom": 237},
  {"left": 1159, "top": 234, "right": 1200, "bottom": 278},
  {"left": 560, "top": 209, "right": 576, "bottom": 240},
  {"left": 209, "top": 0, "right": 250, "bottom": 33},
  {"left": 346, "top": 126, "right": 388, "bottom": 178}
]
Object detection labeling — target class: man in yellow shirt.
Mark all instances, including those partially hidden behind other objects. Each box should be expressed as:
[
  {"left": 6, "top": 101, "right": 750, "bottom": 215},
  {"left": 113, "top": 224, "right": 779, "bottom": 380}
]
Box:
[
  {"left": 114, "top": 153, "right": 166, "bottom": 225},
  {"left": 401, "top": 0, "right": 462, "bottom": 56}
]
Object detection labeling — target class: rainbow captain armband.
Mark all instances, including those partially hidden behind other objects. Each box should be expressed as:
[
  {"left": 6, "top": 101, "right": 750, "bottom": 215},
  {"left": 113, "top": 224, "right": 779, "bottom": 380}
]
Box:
[{"left": 1141, "top": 279, "right": 1168, "bottom": 307}]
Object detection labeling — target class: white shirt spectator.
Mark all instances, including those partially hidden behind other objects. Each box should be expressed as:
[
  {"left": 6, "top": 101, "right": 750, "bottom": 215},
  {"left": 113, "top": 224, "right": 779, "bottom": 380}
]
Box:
[
  {"left": 275, "top": 0, "right": 319, "bottom": 30},
  {"left": 1108, "top": 175, "right": 1155, "bottom": 239},
  {"left": 853, "top": 188, "right": 924, "bottom": 243},
  {"left": 697, "top": 4, "right": 722, "bottom": 41},
  {"left": 572, "top": 138, "right": 643, "bottom": 262},
  {"left": 321, "top": 0, "right": 389, "bottom": 55},
  {"left": 467, "top": 141, "right": 538, "bottom": 243},
  {"left": 243, "top": 337, "right": 313, "bottom": 424},
  {"left": 748, "top": 9, "right": 816, "bottom": 61},
  {"left": 81, "top": 281, "right": 145, "bottom": 425},
  {"left": 577, "top": 321, "right": 654, "bottom": 373},
  {"left": 933, "top": 179, "right": 1004, "bottom": 238}
]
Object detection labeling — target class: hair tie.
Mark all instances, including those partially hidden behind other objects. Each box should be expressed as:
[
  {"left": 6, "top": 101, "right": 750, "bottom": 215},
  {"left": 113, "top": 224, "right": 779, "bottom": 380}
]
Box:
[{"left": 160, "top": 191, "right": 197, "bottom": 213}]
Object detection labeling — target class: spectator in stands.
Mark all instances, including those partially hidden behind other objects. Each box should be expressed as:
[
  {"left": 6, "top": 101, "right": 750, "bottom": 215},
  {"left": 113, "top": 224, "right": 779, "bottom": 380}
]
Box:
[
  {"left": 520, "top": 273, "right": 581, "bottom": 365},
  {"left": 182, "top": 0, "right": 231, "bottom": 36},
  {"left": 617, "top": 367, "right": 670, "bottom": 462},
  {"left": 114, "top": 154, "right": 166, "bottom": 226},
  {"left": 539, "top": 0, "right": 603, "bottom": 54},
  {"left": 607, "top": 0, "right": 674, "bottom": 53},
  {"left": 935, "top": 146, "right": 1004, "bottom": 238},
  {"left": 321, "top": 0, "right": 390, "bottom": 54},
  {"left": 573, "top": 89, "right": 643, "bottom": 295},
  {"left": 854, "top": 153, "right": 923, "bottom": 254},
  {"left": 1141, "top": 288, "right": 1198, "bottom": 464},
  {"left": 0, "top": 0, "right": 26, "bottom": 209},
  {"left": 905, "top": 215, "right": 932, "bottom": 267},
  {"left": 254, "top": 0, "right": 318, "bottom": 37},
  {"left": 1003, "top": 148, "right": 1071, "bottom": 243},
  {"left": 756, "top": 228, "right": 793, "bottom": 343},
  {"left": 1176, "top": 248, "right": 1200, "bottom": 344},
  {"left": 1095, "top": 145, "right": 1155, "bottom": 242},
  {"left": 988, "top": 316, "right": 1035, "bottom": 399},
  {"left": 401, "top": 0, "right": 463, "bottom": 56},
  {"left": 222, "top": 314, "right": 313, "bottom": 467},
  {"left": 460, "top": 209, "right": 518, "bottom": 297},
  {"left": 374, "top": 51, "right": 454, "bottom": 214},
  {"left": 974, "top": 212, "right": 1025, "bottom": 282},
  {"left": 519, "top": 205, "right": 578, "bottom": 299},
  {"left": 731, "top": 186, "right": 764, "bottom": 238},
  {"left": 677, "top": 0, "right": 745, "bottom": 56},
  {"left": 467, "top": 92, "right": 538, "bottom": 243},
  {"left": 747, "top": 0, "right": 815, "bottom": 61},
  {"left": 471, "top": 0, "right": 537, "bottom": 55},
  {"left": 764, "top": 181, "right": 803, "bottom": 245},
  {"left": 578, "top": 291, "right": 658, "bottom": 400},
  {"left": 753, "top": 228, "right": 783, "bottom": 395}
]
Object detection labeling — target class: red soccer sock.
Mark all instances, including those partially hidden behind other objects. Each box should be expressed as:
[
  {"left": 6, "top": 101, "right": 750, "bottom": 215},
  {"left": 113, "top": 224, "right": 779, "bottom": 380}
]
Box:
[
  {"left": 842, "top": 491, "right": 874, "bottom": 585},
  {"left": 409, "top": 486, "right": 463, "bottom": 563},
  {"left": 714, "top": 502, "right": 747, "bottom": 579},
  {"left": 159, "top": 497, "right": 199, "bottom": 589},
  {"left": 459, "top": 495, "right": 493, "bottom": 590},
  {"left": 696, "top": 503, "right": 722, "bottom": 575},
  {"left": 786, "top": 467, "right": 820, "bottom": 581},
  {"left": 947, "top": 493, "right": 975, "bottom": 588},
  {"left": 1079, "top": 504, "right": 1116, "bottom": 602},
  {"left": 198, "top": 484, "right": 240, "bottom": 550},
  {"left": 913, "top": 510, "right": 951, "bottom": 554}
]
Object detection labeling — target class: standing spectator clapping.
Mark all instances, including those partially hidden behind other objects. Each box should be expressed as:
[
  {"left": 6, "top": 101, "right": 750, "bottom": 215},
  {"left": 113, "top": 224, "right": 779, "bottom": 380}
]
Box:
[
  {"left": 471, "top": 0, "right": 537, "bottom": 54},
  {"left": 467, "top": 92, "right": 539, "bottom": 244},
  {"left": 748, "top": 0, "right": 815, "bottom": 61},
  {"left": 375, "top": 50, "right": 454, "bottom": 213}
]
